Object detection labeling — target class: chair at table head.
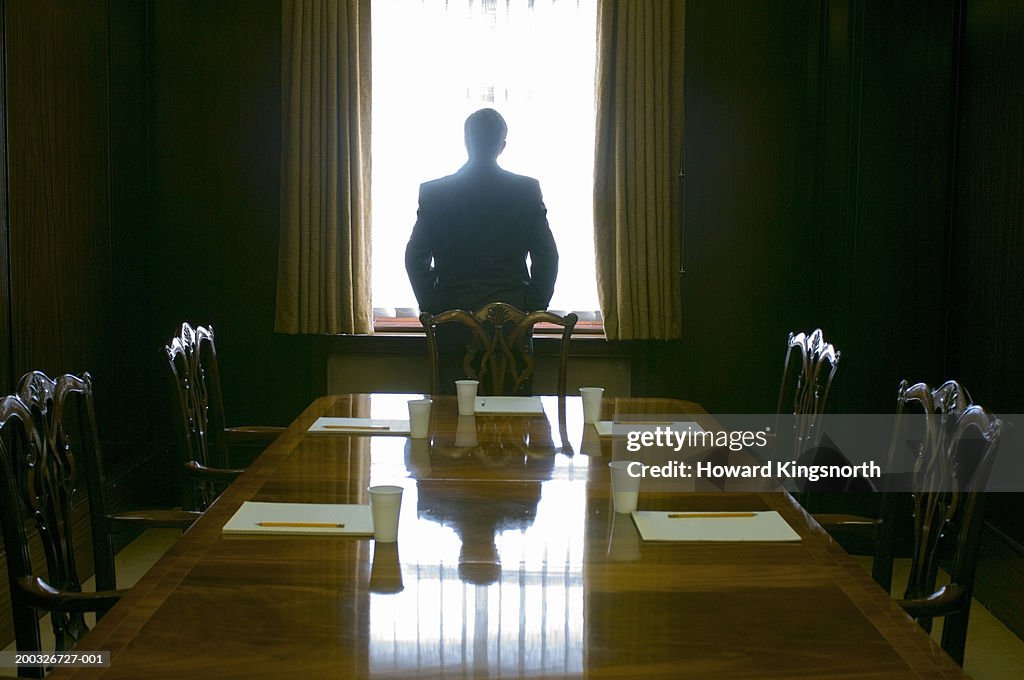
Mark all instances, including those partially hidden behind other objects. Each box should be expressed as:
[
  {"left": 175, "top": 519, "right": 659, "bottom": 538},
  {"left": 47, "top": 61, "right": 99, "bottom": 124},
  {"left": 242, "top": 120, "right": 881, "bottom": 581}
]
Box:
[
  {"left": 774, "top": 328, "right": 841, "bottom": 462},
  {"left": 884, "top": 379, "right": 1001, "bottom": 666},
  {"left": 165, "top": 322, "right": 240, "bottom": 510},
  {"left": 419, "top": 302, "right": 577, "bottom": 397},
  {"left": 0, "top": 373, "right": 123, "bottom": 672}
]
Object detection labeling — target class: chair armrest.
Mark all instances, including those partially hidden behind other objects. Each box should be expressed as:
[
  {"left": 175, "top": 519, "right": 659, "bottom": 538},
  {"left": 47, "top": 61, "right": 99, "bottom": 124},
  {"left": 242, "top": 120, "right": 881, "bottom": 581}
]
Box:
[
  {"left": 897, "top": 583, "right": 968, "bottom": 619},
  {"left": 225, "top": 426, "right": 285, "bottom": 444},
  {"left": 812, "top": 514, "right": 880, "bottom": 528},
  {"left": 17, "top": 577, "right": 125, "bottom": 614},
  {"left": 183, "top": 460, "right": 246, "bottom": 483},
  {"left": 107, "top": 509, "right": 201, "bottom": 532}
]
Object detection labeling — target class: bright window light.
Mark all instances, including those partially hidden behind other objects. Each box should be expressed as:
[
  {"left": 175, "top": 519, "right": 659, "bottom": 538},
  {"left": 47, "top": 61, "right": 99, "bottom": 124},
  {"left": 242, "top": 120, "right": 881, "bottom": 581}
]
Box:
[{"left": 371, "top": 0, "right": 599, "bottom": 315}]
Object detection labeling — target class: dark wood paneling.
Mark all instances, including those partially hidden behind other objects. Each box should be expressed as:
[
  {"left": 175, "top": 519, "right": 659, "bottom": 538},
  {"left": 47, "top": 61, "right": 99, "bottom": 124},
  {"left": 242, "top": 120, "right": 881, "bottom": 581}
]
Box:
[
  {"left": 947, "top": 0, "right": 1024, "bottom": 562},
  {"left": 818, "top": 1, "right": 957, "bottom": 413},
  {"left": 6, "top": 0, "right": 111, "bottom": 380},
  {"left": 5, "top": 0, "right": 154, "bottom": 469},
  {"left": 150, "top": 0, "right": 312, "bottom": 428},
  {"left": 681, "top": 0, "right": 817, "bottom": 413},
  {"left": 0, "top": 0, "right": 11, "bottom": 395},
  {"left": 948, "top": 0, "right": 1024, "bottom": 414},
  {"left": 106, "top": 0, "right": 157, "bottom": 460},
  {"left": 682, "top": 2, "right": 956, "bottom": 415}
]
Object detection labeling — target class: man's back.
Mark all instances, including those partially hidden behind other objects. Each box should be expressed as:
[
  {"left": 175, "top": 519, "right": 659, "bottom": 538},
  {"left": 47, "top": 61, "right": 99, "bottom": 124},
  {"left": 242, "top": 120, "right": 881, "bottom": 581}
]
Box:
[{"left": 406, "top": 161, "right": 558, "bottom": 314}]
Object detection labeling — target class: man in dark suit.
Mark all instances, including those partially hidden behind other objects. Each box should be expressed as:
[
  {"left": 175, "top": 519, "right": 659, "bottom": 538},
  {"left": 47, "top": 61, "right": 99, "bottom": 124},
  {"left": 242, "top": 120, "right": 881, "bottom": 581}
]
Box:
[{"left": 405, "top": 108, "right": 559, "bottom": 315}]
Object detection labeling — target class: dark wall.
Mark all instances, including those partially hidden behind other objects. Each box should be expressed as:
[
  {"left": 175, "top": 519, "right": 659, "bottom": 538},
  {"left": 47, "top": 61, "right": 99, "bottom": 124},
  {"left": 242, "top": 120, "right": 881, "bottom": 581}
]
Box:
[
  {"left": 6, "top": 0, "right": 111, "bottom": 387},
  {"left": 947, "top": 0, "right": 1024, "bottom": 610},
  {"left": 819, "top": 1, "right": 957, "bottom": 412},
  {"left": 149, "top": 0, "right": 312, "bottom": 428},
  {"left": 0, "top": 0, "right": 156, "bottom": 650},
  {"left": 681, "top": 1, "right": 958, "bottom": 415},
  {"left": 3, "top": 0, "right": 155, "bottom": 465},
  {"left": 948, "top": 0, "right": 1024, "bottom": 415},
  {"left": 680, "top": 0, "right": 818, "bottom": 413}
]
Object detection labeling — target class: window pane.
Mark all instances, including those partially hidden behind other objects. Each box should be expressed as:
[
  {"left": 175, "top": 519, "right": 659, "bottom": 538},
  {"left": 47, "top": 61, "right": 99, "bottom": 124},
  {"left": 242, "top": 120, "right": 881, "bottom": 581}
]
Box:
[{"left": 371, "top": 0, "right": 599, "bottom": 313}]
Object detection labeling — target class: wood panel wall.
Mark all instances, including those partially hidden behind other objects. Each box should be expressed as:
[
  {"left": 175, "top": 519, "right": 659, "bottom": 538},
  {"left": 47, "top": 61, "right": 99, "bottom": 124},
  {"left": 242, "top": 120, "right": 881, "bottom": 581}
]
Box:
[
  {"left": 947, "top": 0, "right": 1024, "bottom": 631},
  {"left": 5, "top": 0, "right": 112, "bottom": 389},
  {"left": 680, "top": 0, "right": 818, "bottom": 414},
  {"left": 0, "top": 0, "right": 164, "bottom": 651},
  {"left": 3, "top": 0, "right": 157, "bottom": 465},
  {"left": 149, "top": 0, "right": 312, "bottom": 429},
  {"left": 681, "top": 0, "right": 958, "bottom": 415}
]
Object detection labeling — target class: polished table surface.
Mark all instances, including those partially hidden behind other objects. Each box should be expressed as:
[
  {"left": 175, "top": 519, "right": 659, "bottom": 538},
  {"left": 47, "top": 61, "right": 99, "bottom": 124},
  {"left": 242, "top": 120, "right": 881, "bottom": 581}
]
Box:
[{"left": 53, "top": 394, "right": 965, "bottom": 679}]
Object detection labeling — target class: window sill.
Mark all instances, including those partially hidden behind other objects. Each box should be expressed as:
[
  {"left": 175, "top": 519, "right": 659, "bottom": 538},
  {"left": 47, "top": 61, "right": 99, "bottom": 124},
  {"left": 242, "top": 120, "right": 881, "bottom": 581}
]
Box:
[{"left": 372, "top": 315, "right": 605, "bottom": 335}]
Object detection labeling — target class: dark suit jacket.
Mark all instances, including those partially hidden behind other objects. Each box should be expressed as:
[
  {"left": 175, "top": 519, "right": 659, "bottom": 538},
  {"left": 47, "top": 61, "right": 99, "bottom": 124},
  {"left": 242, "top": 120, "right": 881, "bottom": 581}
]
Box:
[{"left": 404, "top": 160, "right": 558, "bottom": 314}]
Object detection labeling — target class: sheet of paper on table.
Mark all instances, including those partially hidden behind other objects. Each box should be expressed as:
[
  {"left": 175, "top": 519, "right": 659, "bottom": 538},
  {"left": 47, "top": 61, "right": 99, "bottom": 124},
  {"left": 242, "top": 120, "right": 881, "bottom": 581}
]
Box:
[
  {"left": 594, "top": 421, "right": 706, "bottom": 438},
  {"left": 222, "top": 501, "right": 374, "bottom": 536},
  {"left": 308, "top": 417, "right": 410, "bottom": 435},
  {"left": 631, "top": 510, "right": 801, "bottom": 542},
  {"left": 474, "top": 396, "right": 545, "bottom": 414}
]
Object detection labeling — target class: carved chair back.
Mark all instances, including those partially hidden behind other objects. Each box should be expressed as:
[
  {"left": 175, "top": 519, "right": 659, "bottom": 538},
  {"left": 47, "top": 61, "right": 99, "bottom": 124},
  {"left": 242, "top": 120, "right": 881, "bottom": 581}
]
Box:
[
  {"left": 165, "top": 322, "right": 232, "bottom": 510},
  {"left": 886, "top": 379, "right": 1001, "bottom": 664},
  {"left": 0, "top": 372, "right": 116, "bottom": 661},
  {"left": 774, "top": 328, "right": 841, "bottom": 461},
  {"left": 419, "top": 303, "right": 577, "bottom": 397}
]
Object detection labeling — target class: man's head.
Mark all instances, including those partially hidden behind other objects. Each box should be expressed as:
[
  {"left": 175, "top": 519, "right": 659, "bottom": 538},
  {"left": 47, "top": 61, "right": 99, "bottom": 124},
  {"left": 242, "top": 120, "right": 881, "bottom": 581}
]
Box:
[{"left": 464, "top": 108, "right": 508, "bottom": 161}]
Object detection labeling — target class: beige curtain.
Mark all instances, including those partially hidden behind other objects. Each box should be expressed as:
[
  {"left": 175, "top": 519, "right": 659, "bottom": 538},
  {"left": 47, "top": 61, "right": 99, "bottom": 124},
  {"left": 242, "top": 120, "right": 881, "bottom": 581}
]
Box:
[
  {"left": 594, "top": 0, "right": 685, "bottom": 340},
  {"left": 276, "top": 0, "right": 372, "bottom": 335}
]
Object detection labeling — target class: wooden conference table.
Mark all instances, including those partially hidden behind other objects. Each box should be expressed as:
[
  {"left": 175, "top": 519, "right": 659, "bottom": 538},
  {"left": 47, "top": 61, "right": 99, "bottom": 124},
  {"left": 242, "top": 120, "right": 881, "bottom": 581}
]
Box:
[{"left": 52, "top": 394, "right": 965, "bottom": 679}]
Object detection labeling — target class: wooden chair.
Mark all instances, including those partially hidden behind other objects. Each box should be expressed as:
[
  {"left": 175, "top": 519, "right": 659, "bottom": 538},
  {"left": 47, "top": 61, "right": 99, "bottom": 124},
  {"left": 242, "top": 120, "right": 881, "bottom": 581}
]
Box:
[
  {"left": 822, "top": 379, "right": 1000, "bottom": 666},
  {"left": 165, "top": 322, "right": 284, "bottom": 510},
  {"left": 418, "top": 303, "right": 577, "bottom": 396},
  {"left": 887, "top": 381, "right": 999, "bottom": 664},
  {"left": 773, "top": 328, "right": 841, "bottom": 464},
  {"left": 18, "top": 371, "right": 200, "bottom": 541},
  {"left": 0, "top": 372, "right": 191, "bottom": 675}
]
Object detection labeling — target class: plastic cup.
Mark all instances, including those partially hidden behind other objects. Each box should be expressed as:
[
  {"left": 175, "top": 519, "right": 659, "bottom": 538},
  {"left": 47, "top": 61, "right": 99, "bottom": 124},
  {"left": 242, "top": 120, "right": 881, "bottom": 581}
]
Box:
[
  {"left": 580, "top": 387, "right": 605, "bottom": 424},
  {"left": 408, "top": 398, "right": 432, "bottom": 439},
  {"left": 368, "top": 485, "right": 404, "bottom": 542},
  {"left": 455, "top": 380, "right": 479, "bottom": 416},
  {"left": 609, "top": 460, "right": 640, "bottom": 513}
]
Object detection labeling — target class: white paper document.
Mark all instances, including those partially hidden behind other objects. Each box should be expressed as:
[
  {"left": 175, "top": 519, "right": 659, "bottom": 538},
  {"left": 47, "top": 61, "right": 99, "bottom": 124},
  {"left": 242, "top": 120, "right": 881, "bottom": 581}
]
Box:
[
  {"left": 222, "top": 501, "right": 375, "bottom": 536},
  {"left": 308, "top": 417, "right": 410, "bottom": 435},
  {"left": 474, "top": 396, "right": 545, "bottom": 415},
  {"left": 594, "top": 420, "right": 706, "bottom": 438},
  {"left": 630, "top": 510, "right": 801, "bottom": 542}
]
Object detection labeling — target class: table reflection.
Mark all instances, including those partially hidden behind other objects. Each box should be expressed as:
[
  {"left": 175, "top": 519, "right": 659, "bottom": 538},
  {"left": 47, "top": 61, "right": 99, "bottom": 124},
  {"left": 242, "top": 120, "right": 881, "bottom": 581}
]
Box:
[{"left": 369, "top": 410, "right": 587, "bottom": 676}]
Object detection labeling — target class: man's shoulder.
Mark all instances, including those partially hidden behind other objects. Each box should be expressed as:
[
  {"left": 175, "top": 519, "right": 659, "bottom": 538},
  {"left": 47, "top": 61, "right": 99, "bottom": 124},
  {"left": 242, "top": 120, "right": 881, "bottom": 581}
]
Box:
[
  {"left": 494, "top": 169, "right": 542, "bottom": 196},
  {"left": 420, "top": 173, "right": 460, "bottom": 194},
  {"left": 420, "top": 166, "right": 541, "bottom": 199}
]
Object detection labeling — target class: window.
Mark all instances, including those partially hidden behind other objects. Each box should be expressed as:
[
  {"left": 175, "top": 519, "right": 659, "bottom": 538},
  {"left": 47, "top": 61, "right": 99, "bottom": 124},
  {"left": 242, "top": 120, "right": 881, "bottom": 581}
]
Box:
[{"left": 371, "top": 0, "right": 600, "bottom": 323}]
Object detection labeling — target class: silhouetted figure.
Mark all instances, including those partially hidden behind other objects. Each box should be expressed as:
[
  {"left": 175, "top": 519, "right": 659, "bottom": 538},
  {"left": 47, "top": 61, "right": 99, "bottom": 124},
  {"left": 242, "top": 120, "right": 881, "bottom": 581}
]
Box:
[{"left": 405, "top": 108, "right": 559, "bottom": 315}]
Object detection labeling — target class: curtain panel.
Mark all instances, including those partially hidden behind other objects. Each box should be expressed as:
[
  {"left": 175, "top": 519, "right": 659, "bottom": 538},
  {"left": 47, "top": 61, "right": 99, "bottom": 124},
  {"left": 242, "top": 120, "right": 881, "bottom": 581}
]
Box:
[
  {"left": 594, "top": 0, "right": 685, "bottom": 340},
  {"left": 276, "top": 0, "right": 373, "bottom": 335}
]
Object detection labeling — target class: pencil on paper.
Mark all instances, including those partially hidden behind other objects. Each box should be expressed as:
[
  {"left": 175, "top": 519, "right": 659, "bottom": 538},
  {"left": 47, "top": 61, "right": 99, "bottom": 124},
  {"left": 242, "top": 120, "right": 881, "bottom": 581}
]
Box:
[
  {"left": 667, "top": 512, "right": 757, "bottom": 519},
  {"left": 256, "top": 522, "right": 346, "bottom": 528}
]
